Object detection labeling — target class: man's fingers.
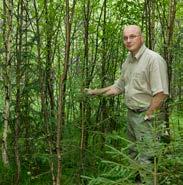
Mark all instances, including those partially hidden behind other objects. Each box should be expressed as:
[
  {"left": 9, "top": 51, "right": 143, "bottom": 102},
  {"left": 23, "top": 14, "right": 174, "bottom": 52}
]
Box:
[{"left": 84, "top": 88, "right": 92, "bottom": 95}]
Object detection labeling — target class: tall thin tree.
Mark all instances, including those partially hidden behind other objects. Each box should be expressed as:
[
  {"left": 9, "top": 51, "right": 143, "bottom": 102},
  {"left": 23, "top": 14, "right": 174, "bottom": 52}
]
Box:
[
  {"left": 56, "top": 0, "right": 76, "bottom": 184},
  {"left": 79, "top": 0, "right": 91, "bottom": 183},
  {"left": 14, "top": 0, "right": 24, "bottom": 183},
  {"left": 2, "top": 0, "right": 13, "bottom": 167},
  {"left": 164, "top": 0, "right": 177, "bottom": 129}
]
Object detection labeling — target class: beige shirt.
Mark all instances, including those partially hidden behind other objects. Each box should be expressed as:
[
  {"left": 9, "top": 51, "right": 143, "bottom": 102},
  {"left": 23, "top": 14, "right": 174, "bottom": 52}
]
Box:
[{"left": 113, "top": 44, "right": 169, "bottom": 110}]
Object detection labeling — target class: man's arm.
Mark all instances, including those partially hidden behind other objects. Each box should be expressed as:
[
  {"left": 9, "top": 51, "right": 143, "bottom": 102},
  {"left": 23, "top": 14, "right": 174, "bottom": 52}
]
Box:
[
  {"left": 84, "top": 85, "right": 122, "bottom": 96},
  {"left": 145, "top": 92, "right": 168, "bottom": 120}
]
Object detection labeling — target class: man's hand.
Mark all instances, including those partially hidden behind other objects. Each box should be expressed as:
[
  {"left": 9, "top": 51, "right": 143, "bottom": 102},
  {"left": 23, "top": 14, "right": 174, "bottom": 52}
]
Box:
[
  {"left": 84, "top": 88, "right": 96, "bottom": 96},
  {"left": 144, "top": 92, "right": 167, "bottom": 121},
  {"left": 144, "top": 114, "right": 154, "bottom": 121}
]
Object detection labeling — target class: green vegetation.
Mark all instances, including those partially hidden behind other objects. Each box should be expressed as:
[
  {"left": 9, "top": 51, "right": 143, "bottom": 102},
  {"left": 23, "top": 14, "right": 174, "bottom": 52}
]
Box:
[{"left": 0, "top": 0, "right": 182, "bottom": 184}]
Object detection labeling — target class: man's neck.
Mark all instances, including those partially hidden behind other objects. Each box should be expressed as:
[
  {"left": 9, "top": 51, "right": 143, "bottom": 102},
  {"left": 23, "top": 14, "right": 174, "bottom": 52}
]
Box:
[
  {"left": 131, "top": 44, "right": 144, "bottom": 57},
  {"left": 131, "top": 51, "right": 139, "bottom": 57}
]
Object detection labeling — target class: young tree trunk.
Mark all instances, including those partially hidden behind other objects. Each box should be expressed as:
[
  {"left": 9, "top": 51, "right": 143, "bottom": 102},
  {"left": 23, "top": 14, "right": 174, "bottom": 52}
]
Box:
[
  {"left": 164, "top": 0, "right": 177, "bottom": 130},
  {"left": 144, "top": 0, "right": 156, "bottom": 50},
  {"left": 44, "top": 0, "right": 57, "bottom": 184},
  {"left": 79, "top": 0, "right": 91, "bottom": 183},
  {"left": 34, "top": 0, "right": 57, "bottom": 184},
  {"left": 97, "top": 0, "right": 108, "bottom": 151},
  {"left": 56, "top": 0, "right": 76, "bottom": 184},
  {"left": 22, "top": 0, "right": 31, "bottom": 162},
  {"left": 2, "top": 0, "right": 13, "bottom": 167},
  {"left": 14, "top": 0, "right": 24, "bottom": 183}
]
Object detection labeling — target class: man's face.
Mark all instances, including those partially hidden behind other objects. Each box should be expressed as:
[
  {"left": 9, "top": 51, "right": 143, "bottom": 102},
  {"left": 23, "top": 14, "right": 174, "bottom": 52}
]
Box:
[{"left": 123, "top": 27, "right": 144, "bottom": 55}]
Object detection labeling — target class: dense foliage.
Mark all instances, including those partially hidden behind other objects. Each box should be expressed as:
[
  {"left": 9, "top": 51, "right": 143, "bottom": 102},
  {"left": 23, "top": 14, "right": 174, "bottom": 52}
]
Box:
[{"left": 0, "top": 0, "right": 182, "bottom": 185}]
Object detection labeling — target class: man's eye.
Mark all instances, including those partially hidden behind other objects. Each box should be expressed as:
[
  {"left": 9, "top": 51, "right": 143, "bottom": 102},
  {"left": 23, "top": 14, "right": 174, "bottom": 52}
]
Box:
[
  {"left": 123, "top": 35, "right": 139, "bottom": 41},
  {"left": 130, "top": 36, "right": 136, "bottom": 39}
]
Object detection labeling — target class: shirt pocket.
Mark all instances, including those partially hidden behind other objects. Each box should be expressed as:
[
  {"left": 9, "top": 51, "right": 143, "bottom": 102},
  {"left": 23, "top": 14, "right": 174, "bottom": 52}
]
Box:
[{"left": 131, "top": 72, "right": 146, "bottom": 90}]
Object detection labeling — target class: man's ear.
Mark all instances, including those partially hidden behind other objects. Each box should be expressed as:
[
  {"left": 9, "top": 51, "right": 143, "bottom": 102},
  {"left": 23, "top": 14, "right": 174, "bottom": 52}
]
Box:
[{"left": 141, "top": 34, "right": 145, "bottom": 43}]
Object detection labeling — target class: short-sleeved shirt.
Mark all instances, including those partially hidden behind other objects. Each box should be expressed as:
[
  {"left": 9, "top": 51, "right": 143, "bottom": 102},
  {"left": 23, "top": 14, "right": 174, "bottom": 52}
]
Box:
[{"left": 113, "top": 44, "right": 169, "bottom": 110}]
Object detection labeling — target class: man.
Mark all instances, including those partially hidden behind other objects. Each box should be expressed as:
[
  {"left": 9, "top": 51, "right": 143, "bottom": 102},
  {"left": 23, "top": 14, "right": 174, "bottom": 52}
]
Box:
[{"left": 85, "top": 25, "right": 169, "bottom": 184}]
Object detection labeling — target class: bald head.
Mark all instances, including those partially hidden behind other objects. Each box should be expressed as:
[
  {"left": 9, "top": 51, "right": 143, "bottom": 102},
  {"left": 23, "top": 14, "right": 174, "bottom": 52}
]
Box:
[{"left": 123, "top": 25, "right": 142, "bottom": 35}]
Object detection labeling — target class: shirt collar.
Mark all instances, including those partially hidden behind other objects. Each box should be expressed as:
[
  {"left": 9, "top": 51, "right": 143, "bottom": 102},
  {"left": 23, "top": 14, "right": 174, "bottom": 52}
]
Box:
[{"left": 129, "top": 44, "right": 146, "bottom": 62}]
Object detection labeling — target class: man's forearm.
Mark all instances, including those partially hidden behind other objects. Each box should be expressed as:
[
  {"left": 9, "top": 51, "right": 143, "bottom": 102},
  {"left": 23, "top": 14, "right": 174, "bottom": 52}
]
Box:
[
  {"left": 146, "top": 92, "right": 167, "bottom": 118},
  {"left": 85, "top": 85, "right": 122, "bottom": 96},
  {"left": 92, "top": 86, "right": 112, "bottom": 95}
]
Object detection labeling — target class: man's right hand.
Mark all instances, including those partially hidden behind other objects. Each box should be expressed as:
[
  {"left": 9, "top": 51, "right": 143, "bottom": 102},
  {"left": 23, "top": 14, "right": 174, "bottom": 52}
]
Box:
[{"left": 84, "top": 88, "right": 96, "bottom": 95}]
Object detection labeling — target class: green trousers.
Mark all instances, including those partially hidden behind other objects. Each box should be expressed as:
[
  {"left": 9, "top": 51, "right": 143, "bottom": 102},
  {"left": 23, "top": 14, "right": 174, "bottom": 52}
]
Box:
[
  {"left": 127, "top": 109, "right": 165, "bottom": 184},
  {"left": 127, "top": 109, "right": 153, "bottom": 162}
]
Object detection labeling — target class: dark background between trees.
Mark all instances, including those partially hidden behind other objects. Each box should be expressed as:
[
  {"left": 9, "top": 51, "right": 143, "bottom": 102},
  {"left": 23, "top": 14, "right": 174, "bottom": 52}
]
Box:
[{"left": 0, "top": 0, "right": 182, "bottom": 185}]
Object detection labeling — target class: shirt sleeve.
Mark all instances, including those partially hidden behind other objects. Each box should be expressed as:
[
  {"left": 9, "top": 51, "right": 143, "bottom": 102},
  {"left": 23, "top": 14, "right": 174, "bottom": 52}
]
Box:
[
  {"left": 112, "top": 69, "right": 125, "bottom": 92},
  {"left": 149, "top": 56, "right": 169, "bottom": 96}
]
